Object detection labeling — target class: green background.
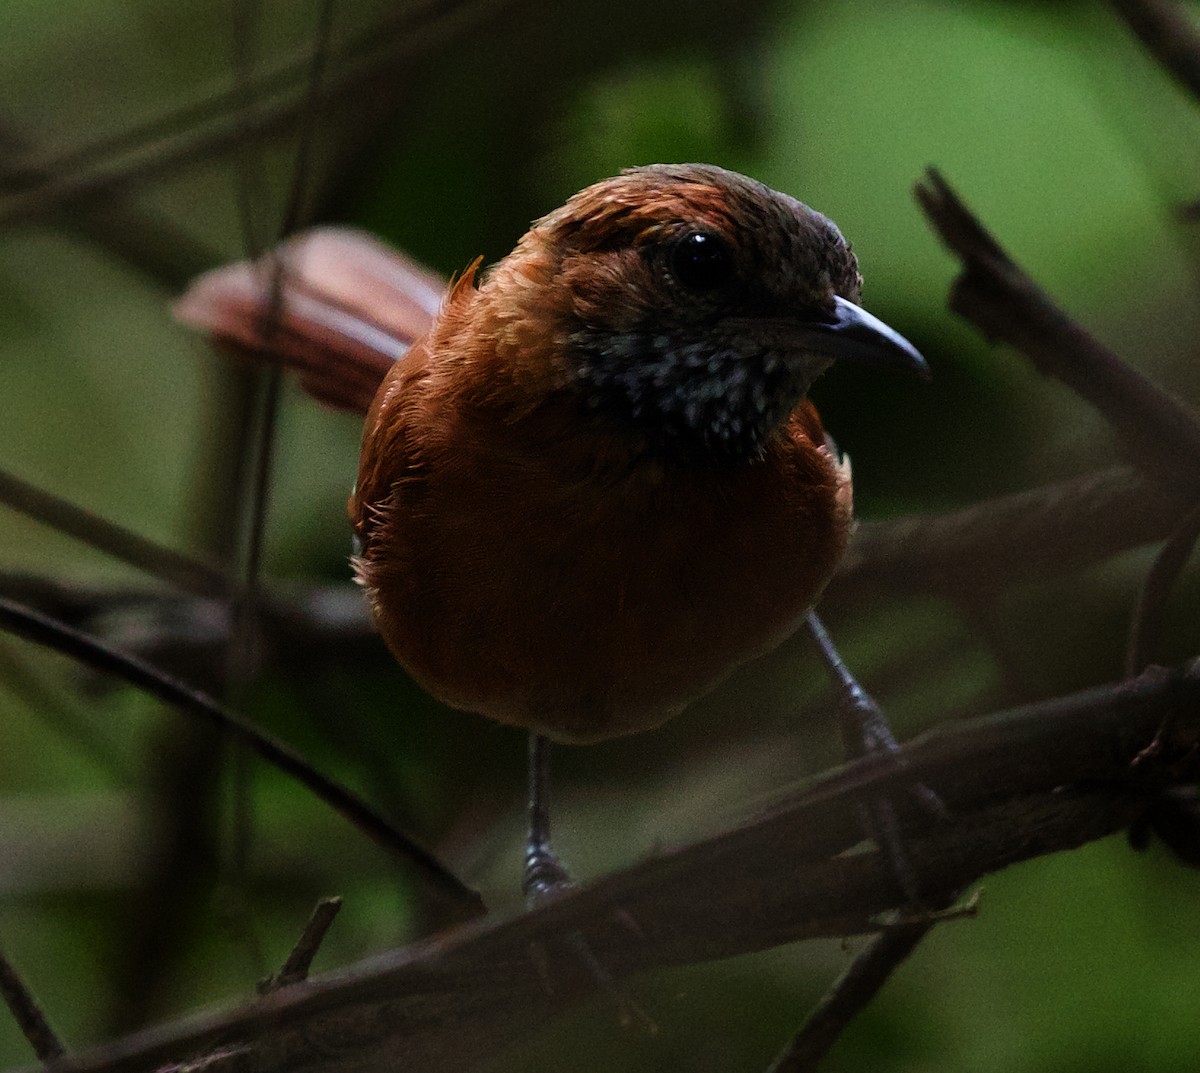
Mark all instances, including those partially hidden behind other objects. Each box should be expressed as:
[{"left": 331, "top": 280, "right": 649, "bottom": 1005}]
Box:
[{"left": 0, "top": 0, "right": 1199, "bottom": 1069}]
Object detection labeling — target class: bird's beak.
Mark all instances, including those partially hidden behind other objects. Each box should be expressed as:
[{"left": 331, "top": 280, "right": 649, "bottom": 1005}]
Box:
[{"left": 794, "top": 296, "right": 929, "bottom": 378}]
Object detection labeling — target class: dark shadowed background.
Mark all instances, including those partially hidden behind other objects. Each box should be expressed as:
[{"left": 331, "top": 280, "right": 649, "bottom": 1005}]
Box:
[{"left": 1, "top": 0, "right": 1199, "bottom": 1069}]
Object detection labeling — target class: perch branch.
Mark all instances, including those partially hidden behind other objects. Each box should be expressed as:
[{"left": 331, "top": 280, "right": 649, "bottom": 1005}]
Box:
[
  {"left": 2, "top": 461, "right": 1190, "bottom": 671},
  {"left": 837, "top": 464, "right": 1191, "bottom": 599},
  {"left": 18, "top": 658, "right": 1199, "bottom": 1073}
]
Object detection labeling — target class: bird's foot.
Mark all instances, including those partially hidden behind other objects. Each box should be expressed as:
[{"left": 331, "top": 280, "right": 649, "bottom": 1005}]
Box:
[
  {"left": 522, "top": 844, "right": 655, "bottom": 1032},
  {"left": 843, "top": 685, "right": 947, "bottom": 815},
  {"left": 522, "top": 839, "right": 576, "bottom": 909},
  {"left": 843, "top": 699, "right": 947, "bottom": 908},
  {"left": 804, "top": 613, "right": 947, "bottom": 907}
]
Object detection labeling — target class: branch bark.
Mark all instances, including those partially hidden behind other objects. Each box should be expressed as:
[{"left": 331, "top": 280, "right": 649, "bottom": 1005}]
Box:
[
  {"left": 21, "top": 658, "right": 1198, "bottom": 1073},
  {"left": 1110, "top": 0, "right": 1200, "bottom": 103},
  {"left": 836, "top": 464, "right": 1192, "bottom": 599},
  {"left": 0, "top": 950, "right": 65, "bottom": 1064},
  {"left": 915, "top": 169, "right": 1200, "bottom": 498},
  {"left": 0, "top": 596, "right": 484, "bottom": 925},
  {"left": 3, "top": 460, "right": 1190, "bottom": 670}
]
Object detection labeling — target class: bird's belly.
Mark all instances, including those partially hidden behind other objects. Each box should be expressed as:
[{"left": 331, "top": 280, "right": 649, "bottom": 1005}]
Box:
[{"left": 363, "top": 465, "right": 845, "bottom": 743}]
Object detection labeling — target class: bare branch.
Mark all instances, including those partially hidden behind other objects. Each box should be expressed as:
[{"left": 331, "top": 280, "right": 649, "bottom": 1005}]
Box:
[
  {"left": 0, "top": 121, "right": 217, "bottom": 289},
  {"left": 915, "top": 169, "right": 1200, "bottom": 497},
  {"left": 258, "top": 898, "right": 344, "bottom": 995},
  {"left": 19, "top": 658, "right": 1199, "bottom": 1073},
  {"left": 0, "top": 468, "right": 230, "bottom": 599},
  {"left": 0, "top": 596, "right": 484, "bottom": 925},
  {"left": 765, "top": 906, "right": 949, "bottom": 1073},
  {"left": 3, "top": 461, "right": 1188, "bottom": 674},
  {"left": 1110, "top": 0, "right": 1200, "bottom": 102},
  {"left": 0, "top": 0, "right": 516, "bottom": 233},
  {"left": 1126, "top": 502, "right": 1200, "bottom": 675},
  {"left": 835, "top": 465, "right": 1191, "bottom": 599},
  {"left": 0, "top": 948, "right": 65, "bottom": 1064}
]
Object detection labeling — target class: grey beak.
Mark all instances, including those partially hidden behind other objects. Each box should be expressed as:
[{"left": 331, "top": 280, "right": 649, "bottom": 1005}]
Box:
[{"left": 800, "top": 296, "right": 930, "bottom": 378}]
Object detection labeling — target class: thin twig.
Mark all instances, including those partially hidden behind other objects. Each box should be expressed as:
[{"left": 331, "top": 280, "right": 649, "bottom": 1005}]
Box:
[
  {"left": 215, "top": 0, "right": 278, "bottom": 978},
  {"left": 103, "top": 362, "right": 263, "bottom": 1034},
  {"left": 258, "top": 898, "right": 344, "bottom": 995},
  {"left": 275, "top": 0, "right": 337, "bottom": 243},
  {"left": 915, "top": 169, "right": 1200, "bottom": 497},
  {"left": 0, "top": 0, "right": 515, "bottom": 232},
  {"left": 0, "top": 596, "right": 485, "bottom": 923},
  {"left": 765, "top": 919, "right": 938, "bottom": 1073},
  {"left": 0, "top": 468, "right": 230, "bottom": 598},
  {"left": 1, "top": 0, "right": 488, "bottom": 190},
  {"left": 0, "top": 120, "right": 218, "bottom": 289},
  {"left": 0, "top": 947, "right": 65, "bottom": 1063},
  {"left": 216, "top": 0, "right": 340, "bottom": 968},
  {"left": 1126, "top": 502, "right": 1200, "bottom": 675},
  {"left": 0, "top": 641, "right": 130, "bottom": 780},
  {"left": 765, "top": 892, "right": 977, "bottom": 1072}
]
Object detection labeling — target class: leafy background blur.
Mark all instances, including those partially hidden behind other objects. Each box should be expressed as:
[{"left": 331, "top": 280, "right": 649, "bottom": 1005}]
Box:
[{"left": 1, "top": 0, "right": 1199, "bottom": 1070}]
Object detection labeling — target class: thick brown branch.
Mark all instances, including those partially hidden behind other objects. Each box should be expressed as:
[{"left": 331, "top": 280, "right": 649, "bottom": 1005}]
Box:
[
  {"left": 1125, "top": 502, "right": 1200, "bottom": 674},
  {"left": 2, "top": 461, "right": 1188, "bottom": 670},
  {"left": 23, "top": 659, "right": 1200, "bottom": 1073},
  {"left": 836, "top": 465, "right": 1193, "bottom": 599},
  {"left": 915, "top": 169, "right": 1200, "bottom": 497},
  {"left": 1110, "top": 0, "right": 1200, "bottom": 102}
]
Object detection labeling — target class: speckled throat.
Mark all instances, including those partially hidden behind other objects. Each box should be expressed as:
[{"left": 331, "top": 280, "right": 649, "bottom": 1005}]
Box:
[{"left": 567, "top": 328, "right": 829, "bottom": 462}]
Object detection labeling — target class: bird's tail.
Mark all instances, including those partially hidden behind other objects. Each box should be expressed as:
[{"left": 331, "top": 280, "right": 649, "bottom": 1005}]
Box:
[{"left": 173, "top": 227, "right": 446, "bottom": 417}]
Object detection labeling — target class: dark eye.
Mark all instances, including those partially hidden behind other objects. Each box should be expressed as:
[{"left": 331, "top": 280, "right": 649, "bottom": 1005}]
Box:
[{"left": 670, "top": 231, "right": 734, "bottom": 292}]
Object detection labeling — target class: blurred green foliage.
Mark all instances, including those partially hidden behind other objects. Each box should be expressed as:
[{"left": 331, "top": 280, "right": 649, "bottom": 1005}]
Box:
[{"left": 0, "top": 0, "right": 1199, "bottom": 1070}]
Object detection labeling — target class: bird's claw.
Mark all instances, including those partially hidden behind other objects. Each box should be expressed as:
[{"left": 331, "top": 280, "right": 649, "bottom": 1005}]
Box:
[{"left": 523, "top": 843, "right": 576, "bottom": 909}]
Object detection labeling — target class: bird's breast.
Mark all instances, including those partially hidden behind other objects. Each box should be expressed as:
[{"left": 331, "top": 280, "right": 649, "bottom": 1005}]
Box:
[{"left": 355, "top": 353, "right": 849, "bottom": 743}]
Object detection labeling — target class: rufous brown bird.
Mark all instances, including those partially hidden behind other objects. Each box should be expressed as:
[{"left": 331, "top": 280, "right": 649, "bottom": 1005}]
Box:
[{"left": 178, "top": 163, "right": 928, "bottom": 900}]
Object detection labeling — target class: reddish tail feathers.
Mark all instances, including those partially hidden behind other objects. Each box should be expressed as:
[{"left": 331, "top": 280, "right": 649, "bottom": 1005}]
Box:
[{"left": 174, "top": 228, "right": 446, "bottom": 416}]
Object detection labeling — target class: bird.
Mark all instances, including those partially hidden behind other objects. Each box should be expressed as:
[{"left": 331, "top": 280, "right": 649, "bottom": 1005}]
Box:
[{"left": 177, "top": 163, "right": 928, "bottom": 901}]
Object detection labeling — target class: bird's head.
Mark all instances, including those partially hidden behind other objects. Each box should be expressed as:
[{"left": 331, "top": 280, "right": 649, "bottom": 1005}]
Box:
[{"left": 483, "top": 163, "right": 926, "bottom": 462}]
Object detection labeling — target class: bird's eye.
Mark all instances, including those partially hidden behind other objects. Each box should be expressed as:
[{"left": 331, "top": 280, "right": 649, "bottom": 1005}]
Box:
[{"left": 670, "top": 231, "right": 734, "bottom": 293}]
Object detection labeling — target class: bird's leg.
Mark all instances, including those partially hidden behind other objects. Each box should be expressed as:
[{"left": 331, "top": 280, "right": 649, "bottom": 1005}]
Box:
[
  {"left": 520, "top": 735, "right": 654, "bottom": 1030},
  {"left": 522, "top": 732, "right": 575, "bottom": 907},
  {"left": 520, "top": 733, "right": 652, "bottom": 1023},
  {"left": 803, "top": 612, "right": 945, "bottom": 905},
  {"left": 804, "top": 611, "right": 903, "bottom": 762}
]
